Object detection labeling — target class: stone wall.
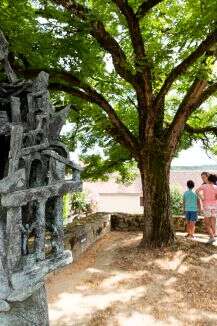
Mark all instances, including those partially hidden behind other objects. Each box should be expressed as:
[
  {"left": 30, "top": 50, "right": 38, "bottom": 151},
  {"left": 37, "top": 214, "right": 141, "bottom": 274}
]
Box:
[
  {"left": 110, "top": 213, "right": 205, "bottom": 233},
  {"left": 172, "top": 215, "right": 205, "bottom": 233},
  {"left": 64, "top": 213, "right": 111, "bottom": 261},
  {"left": 62, "top": 212, "right": 206, "bottom": 264},
  {"left": 111, "top": 213, "right": 144, "bottom": 231}
]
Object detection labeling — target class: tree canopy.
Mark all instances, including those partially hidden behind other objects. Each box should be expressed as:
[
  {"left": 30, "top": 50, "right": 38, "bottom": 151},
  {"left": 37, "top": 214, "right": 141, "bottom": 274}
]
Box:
[{"left": 1, "top": 0, "right": 217, "bottom": 182}]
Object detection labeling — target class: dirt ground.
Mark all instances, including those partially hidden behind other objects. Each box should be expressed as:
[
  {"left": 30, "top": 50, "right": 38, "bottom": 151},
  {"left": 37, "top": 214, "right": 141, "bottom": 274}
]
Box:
[{"left": 46, "top": 232, "right": 217, "bottom": 326}]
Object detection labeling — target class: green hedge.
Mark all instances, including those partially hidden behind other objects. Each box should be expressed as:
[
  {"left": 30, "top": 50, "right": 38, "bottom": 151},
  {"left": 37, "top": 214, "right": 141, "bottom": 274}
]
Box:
[{"left": 170, "top": 188, "right": 183, "bottom": 215}]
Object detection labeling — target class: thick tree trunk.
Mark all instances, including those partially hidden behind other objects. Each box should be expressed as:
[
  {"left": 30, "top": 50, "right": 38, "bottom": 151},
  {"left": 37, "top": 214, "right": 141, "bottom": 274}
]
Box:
[{"left": 139, "top": 151, "right": 175, "bottom": 247}]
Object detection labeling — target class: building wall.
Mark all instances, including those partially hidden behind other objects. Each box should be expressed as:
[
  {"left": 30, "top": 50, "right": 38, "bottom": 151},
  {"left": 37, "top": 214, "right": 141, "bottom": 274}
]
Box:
[
  {"left": 170, "top": 170, "right": 217, "bottom": 192},
  {"left": 85, "top": 169, "right": 217, "bottom": 214},
  {"left": 97, "top": 193, "right": 143, "bottom": 214}
]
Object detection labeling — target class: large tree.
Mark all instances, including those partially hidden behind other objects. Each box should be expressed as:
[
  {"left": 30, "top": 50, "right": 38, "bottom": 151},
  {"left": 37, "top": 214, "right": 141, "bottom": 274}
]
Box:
[{"left": 1, "top": 0, "right": 217, "bottom": 247}]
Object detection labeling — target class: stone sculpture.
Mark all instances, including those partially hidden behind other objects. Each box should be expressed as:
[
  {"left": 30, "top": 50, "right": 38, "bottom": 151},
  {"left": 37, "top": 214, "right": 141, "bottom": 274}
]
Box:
[{"left": 0, "top": 31, "right": 82, "bottom": 325}]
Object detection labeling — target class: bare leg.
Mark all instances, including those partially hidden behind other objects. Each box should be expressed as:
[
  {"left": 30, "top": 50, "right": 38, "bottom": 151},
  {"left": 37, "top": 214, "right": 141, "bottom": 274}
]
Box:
[
  {"left": 204, "top": 216, "right": 214, "bottom": 238},
  {"left": 188, "top": 222, "right": 193, "bottom": 236},
  {"left": 210, "top": 216, "right": 216, "bottom": 236},
  {"left": 185, "top": 221, "right": 190, "bottom": 236},
  {"left": 189, "top": 221, "right": 195, "bottom": 236}
]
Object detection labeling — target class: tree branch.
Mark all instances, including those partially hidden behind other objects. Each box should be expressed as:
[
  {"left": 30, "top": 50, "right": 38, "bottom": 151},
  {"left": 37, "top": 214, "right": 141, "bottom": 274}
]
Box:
[
  {"left": 185, "top": 124, "right": 217, "bottom": 135},
  {"left": 14, "top": 59, "right": 140, "bottom": 155},
  {"left": 167, "top": 79, "right": 207, "bottom": 152},
  {"left": 112, "top": 0, "right": 146, "bottom": 66},
  {"left": 16, "top": 67, "right": 82, "bottom": 87},
  {"left": 14, "top": 60, "right": 139, "bottom": 152},
  {"left": 196, "top": 81, "right": 217, "bottom": 105},
  {"left": 136, "top": 0, "right": 163, "bottom": 19},
  {"left": 155, "top": 29, "right": 217, "bottom": 109},
  {"left": 112, "top": 0, "right": 153, "bottom": 111},
  {"left": 50, "top": 81, "right": 140, "bottom": 156},
  {"left": 51, "top": 0, "right": 136, "bottom": 86},
  {"left": 167, "top": 79, "right": 217, "bottom": 149}
]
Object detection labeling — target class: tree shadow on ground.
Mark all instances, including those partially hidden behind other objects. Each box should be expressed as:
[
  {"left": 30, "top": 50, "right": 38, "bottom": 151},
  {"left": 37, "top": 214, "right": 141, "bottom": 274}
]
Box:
[{"left": 46, "top": 231, "right": 217, "bottom": 326}]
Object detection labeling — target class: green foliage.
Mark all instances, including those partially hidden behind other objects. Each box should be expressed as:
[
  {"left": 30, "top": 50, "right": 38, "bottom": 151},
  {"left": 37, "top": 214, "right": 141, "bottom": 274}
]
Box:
[
  {"left": 81, "top": 143, "right": 137, "bottom": 182},
  {"left": 1, "top": 0, "right": 217, "bottom": 182},
  {"left": 71, "top": 192, "right": 90, "bottom": 215},
  {"left": 170, "top": 188, "right": 183, "bottom": 215},
  {"left": 63, "top": 193, "right": 71, "bottom": 222},
  {"left": 63, "top": 191, "right": 92, "bottom": 221}
]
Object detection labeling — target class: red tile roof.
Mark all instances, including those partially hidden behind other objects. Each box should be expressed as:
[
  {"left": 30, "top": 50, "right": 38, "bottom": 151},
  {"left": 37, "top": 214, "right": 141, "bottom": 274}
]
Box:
[
  {"left": 84, "top": 176, "right": 142, "bottom": 194},
  {"left": 84, "top": 170, "right": 217, "bottom": 194}
]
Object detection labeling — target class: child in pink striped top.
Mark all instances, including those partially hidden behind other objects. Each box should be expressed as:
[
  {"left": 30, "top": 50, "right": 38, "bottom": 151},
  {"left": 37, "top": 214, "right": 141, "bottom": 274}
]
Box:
[{"left": 196, "top": 174, "right": 217, "bottom": 244}]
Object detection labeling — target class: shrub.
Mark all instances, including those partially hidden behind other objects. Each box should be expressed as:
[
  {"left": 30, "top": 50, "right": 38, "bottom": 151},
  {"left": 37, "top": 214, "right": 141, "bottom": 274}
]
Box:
[
  {"left": 63, "top": 191, "right": 93, "bottom": 223},
  {"left": 71, "top": 192, "right": 90, "bottom": 214},
  {"left": 63, "top": 193, "right": 71, "bottom": 223},
  {"left": 170, "top": 188, "right": 183, "bottom": 215}
]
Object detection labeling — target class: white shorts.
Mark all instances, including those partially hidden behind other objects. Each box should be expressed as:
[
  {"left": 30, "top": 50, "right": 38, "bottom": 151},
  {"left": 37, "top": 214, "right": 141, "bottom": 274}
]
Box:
[{"left": 203, "top": 206, "right": 217, "bottom": 218}]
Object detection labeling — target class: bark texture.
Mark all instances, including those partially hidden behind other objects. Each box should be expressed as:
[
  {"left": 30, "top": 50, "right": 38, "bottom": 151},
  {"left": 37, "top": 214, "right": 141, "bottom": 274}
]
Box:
[{"left": 139, "top": 149, "right": 175, "bottom": 247}]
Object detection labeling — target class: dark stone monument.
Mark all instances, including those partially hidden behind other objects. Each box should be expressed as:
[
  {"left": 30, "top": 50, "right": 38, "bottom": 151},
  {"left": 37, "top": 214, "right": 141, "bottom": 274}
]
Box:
[{"left": 0, "top": 31, "right": 82, "bottom": 325}]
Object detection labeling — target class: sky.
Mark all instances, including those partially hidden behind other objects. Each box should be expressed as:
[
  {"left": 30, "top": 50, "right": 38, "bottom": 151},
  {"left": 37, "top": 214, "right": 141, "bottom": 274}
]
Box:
[{"left": 171, "top": 142, "right": 217, "bottom": 166}]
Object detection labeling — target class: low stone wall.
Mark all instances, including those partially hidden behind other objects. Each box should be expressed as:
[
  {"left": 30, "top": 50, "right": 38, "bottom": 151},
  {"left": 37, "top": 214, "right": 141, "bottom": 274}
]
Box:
[
  {"left": 111, "top": 213, "right": 205, "bottom": 233},
  {"left": 62, "top": 212, "right": 206, "bottom": 263},
  {"left": 64, "top": 213, "right": 111, "bottom": 261},
  {"left": 111, "top": 213, "right": 144, "bottom": 231},
  {"left": 172, "top": 215, "right": 205, "bottom": 233}
]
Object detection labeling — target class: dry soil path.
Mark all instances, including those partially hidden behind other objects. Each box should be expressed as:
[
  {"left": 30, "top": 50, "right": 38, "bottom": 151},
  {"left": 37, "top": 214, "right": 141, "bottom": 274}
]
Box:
[{"left": 46, "top": 231, "right": 217, "bottom": 326}]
